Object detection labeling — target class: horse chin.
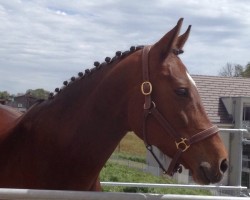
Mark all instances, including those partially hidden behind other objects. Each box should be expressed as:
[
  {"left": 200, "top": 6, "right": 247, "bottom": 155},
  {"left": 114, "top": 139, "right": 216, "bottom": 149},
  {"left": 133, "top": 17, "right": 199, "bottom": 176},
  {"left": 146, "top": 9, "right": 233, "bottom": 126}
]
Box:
[
  {"left": 192, "top": 170, "right": 212, "bottom": 185},
  {"left": 191, "top": 162, "right": 224, "bottom": 185}
]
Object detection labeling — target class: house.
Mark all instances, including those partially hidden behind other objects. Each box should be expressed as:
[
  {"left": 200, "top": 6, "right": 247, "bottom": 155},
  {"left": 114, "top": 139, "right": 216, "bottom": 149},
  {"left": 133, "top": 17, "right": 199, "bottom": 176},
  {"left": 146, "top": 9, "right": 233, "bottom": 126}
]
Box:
[
  {"left": 0, "top": 99, "right": 7, "bottom": 105},
  {"left": 6, "top": 93, "right": 38, "bottom": 112},
  {"left": 193, "top": 75, "right": 250, "bottom": 128},
  {"left": 147, "top": 75, "right": 250, "bottom": 188}
]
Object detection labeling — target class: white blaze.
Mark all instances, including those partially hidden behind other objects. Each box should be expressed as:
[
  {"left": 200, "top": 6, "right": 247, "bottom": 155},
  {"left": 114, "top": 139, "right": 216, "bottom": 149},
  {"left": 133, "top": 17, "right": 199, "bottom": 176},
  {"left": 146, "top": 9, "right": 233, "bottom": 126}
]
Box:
[{"left": 186, "top": 71, "right": 196, "bottom": 87}]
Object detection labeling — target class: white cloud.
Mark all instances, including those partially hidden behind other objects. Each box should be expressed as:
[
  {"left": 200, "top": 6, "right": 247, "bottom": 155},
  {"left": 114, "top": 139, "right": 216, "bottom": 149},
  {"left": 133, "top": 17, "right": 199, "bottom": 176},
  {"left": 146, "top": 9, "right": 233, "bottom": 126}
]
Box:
[{"left": 0, "top": 0, "right": 250, "bottom": 94}]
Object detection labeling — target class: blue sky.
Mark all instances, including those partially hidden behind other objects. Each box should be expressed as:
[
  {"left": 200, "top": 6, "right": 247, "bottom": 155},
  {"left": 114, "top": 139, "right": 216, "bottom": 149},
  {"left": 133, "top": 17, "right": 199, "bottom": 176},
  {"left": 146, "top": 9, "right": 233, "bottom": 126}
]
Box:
[{"left": 0, "top": 0, "right": 250, "bottom": 94}]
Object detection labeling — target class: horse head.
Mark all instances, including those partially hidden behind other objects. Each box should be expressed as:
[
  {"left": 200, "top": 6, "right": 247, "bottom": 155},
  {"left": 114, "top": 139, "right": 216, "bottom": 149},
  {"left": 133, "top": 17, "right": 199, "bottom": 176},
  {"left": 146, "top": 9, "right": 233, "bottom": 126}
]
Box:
[{"left": 128, "top": 18, "right": 228, "bottom": 184}]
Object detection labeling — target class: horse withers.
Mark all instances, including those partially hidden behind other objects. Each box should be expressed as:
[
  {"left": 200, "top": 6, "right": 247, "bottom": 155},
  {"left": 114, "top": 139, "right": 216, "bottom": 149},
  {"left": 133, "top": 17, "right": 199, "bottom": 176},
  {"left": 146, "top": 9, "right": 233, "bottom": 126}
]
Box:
[{"left": 0, "top": 18, "right": 228, "bottom": 190}]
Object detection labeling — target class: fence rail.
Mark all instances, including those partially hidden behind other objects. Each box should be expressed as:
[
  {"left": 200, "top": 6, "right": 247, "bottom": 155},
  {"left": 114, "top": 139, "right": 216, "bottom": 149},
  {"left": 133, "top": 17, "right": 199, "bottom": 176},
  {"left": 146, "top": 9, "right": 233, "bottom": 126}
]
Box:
[
  {"left": 101, "top": 181, "right": 247, "bottom": 191},
  {"left": 0, "top": 188, "right": 248, "bottom": 200},
  {"left": 0, "top": 182, "right": 248, "bottom": 200},
  {"left": 101, "top": 182, "right": 249, "bottom": 197}
]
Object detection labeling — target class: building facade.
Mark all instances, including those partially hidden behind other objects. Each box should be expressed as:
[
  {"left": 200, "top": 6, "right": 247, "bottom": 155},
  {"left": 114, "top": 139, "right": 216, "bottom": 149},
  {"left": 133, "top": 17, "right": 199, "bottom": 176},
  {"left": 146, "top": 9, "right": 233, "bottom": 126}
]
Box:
[{"left": 6, "top": 93, "right": 38, "bottom": 112}]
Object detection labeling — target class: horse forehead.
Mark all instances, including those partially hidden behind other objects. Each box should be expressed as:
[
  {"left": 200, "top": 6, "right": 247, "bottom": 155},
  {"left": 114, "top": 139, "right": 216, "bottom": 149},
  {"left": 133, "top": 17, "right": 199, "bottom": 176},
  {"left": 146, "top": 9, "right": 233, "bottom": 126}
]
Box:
[{"left": 186, "top": 71, "right": 196, "bottom": 87}]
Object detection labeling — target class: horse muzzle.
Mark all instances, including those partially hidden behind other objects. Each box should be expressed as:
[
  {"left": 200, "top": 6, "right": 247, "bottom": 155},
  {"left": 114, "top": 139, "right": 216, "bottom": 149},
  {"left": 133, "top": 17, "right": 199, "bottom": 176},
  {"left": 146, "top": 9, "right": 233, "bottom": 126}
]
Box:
[{"left": 196, "top": 159, "right": 229, "bottom": 184}]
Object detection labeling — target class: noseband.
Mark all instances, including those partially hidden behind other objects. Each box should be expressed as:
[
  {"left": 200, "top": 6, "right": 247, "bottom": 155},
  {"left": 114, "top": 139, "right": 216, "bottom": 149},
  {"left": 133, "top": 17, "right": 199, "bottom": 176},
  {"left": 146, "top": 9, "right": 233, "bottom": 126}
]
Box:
[{"left": 141, "top": 46, "right": 219, "bottom": 176}]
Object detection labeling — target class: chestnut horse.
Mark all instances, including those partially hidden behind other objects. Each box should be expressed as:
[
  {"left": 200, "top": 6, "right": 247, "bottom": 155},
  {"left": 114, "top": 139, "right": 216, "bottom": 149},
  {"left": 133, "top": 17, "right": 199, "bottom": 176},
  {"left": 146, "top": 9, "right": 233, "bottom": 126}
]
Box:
[
  {"left": 0, "top": 19, "right": 228, "bottom": 191},
  {"left": 0, "top": 104, "right": 22, "bottom": 133}
]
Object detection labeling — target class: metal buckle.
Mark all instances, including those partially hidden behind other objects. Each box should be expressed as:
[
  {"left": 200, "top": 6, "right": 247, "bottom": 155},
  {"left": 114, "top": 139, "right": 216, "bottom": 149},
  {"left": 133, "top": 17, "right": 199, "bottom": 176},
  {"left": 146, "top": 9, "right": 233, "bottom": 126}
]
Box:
[
  {"left": 141, "top": 81, "right": 152, "bottom": 95},
  {"left": 175, "top": 138, "right": 190, "bottom": 152},
  {"left": 144, "top": 101, "right": 156, "bottom": 110}
]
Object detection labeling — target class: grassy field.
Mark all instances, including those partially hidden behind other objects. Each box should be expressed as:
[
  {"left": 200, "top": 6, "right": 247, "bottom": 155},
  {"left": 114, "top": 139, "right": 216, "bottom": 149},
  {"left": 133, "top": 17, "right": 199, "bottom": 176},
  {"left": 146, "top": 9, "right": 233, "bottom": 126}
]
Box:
[
  {"left": 115, "top": 132, "right": 146, "bottom": 156},
  {"left": 113, "top": 132, "right": 146, "bottom": 163},
  {"left": 100, "top": 162, "right": 211, "bottom": 195}
]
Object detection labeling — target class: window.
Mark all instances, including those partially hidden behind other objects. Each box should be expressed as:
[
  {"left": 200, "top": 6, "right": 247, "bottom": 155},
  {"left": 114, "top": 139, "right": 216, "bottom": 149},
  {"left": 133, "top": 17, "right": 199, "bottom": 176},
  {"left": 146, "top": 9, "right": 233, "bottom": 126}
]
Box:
[
  {"left": 243, "top": 106, "right": 250, "bottom": 121},
  {"left": 242, "top": 172, "right": 250, "bottom": 188},
  {"left": 17, "top": 103, "right": 23, "bottom": 108}
]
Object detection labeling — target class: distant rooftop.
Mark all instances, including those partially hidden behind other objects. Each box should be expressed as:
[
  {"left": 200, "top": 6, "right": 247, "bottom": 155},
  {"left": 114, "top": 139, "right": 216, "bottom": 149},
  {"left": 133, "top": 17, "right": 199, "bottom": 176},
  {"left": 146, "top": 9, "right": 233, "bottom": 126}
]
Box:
[{"left": 192, "top": 75, "right": 250, "bottom": 124}]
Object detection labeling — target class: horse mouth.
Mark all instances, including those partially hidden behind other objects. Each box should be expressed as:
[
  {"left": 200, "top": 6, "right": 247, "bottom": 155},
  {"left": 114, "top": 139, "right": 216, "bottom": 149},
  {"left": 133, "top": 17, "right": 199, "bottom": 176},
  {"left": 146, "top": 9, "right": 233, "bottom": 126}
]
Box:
[
  {"left": 199, "top": 166, "right": 213, "bottom": 184},
  {"left": 194, "top": 162, "right": 223, "bottom": 185}
]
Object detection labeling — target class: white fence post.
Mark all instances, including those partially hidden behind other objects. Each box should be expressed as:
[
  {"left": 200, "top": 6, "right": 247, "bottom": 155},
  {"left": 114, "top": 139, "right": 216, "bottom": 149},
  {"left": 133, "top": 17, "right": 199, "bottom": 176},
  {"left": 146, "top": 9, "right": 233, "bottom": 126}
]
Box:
[{"left": 219, "top": 129, "right": 248, "bottom": 188}]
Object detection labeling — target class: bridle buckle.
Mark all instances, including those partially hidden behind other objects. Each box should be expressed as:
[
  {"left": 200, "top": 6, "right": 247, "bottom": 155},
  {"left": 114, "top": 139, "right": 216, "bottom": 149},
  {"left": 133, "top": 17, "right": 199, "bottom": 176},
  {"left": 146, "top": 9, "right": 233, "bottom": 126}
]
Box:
[
  {"left": 141, "top": 81, "right": 152, "bottom": 95},
  {"left": 175, "top": 138, "right": 190, "bottom": 152}
]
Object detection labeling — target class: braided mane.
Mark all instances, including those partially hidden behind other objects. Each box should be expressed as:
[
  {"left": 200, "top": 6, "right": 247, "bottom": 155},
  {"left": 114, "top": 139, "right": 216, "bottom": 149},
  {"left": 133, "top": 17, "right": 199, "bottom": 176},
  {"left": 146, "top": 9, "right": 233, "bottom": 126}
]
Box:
[{"left": 48, "top": 45, "right": 144, "bottom": 100}]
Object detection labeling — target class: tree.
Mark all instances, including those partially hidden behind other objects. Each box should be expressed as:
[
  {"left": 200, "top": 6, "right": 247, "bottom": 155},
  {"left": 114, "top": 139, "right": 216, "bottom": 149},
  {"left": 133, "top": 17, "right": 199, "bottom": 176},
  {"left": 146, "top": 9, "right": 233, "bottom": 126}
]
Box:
[
  {"left": 242, "top": 62, "right": 250, "bottom": 77},
  {"left": 234, "top": 64, "right": 244, "bottom": 77},
  {"left": 218, "top": 63, "right": 244, "bottom": 77},
  {"left": 0, "top": 91, "right": 10, "bottom": 99},
  {"left": 26, "top": 89, "right": 50, "bottom": 100}
]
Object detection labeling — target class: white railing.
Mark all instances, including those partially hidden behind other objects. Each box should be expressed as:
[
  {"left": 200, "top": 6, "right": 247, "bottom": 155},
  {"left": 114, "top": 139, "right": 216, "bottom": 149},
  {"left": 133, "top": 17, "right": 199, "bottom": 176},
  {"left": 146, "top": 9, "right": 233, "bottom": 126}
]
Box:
[
  {"left": 0, "top": 182, "right": 248, "bottom": 200},
  {"left": 101, "top": 182, "right": 248, "bottom": 197},
  {"left": 0, "top": 188, "right": 248, "bottom": 200},
  {"left": 101, "top": 181, "right": 247, "bottom": 191}
]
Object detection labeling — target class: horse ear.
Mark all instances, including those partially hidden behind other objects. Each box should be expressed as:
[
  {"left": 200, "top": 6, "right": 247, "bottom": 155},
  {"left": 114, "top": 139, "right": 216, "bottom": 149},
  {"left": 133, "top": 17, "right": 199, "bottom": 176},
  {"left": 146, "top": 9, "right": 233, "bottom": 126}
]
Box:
[
  {"left": 176, "top": 25, "right": 191, "bottom": 50},
  {"left": 152, "top": 18, "right": 183, "bottom": 58}
]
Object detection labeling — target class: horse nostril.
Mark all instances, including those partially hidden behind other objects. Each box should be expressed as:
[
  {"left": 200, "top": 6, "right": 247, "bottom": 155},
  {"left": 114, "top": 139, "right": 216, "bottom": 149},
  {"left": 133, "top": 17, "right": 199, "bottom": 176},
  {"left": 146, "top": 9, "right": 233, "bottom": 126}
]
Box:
[{"left": 220, "top": 159, "right": 228, "bottom": 173}]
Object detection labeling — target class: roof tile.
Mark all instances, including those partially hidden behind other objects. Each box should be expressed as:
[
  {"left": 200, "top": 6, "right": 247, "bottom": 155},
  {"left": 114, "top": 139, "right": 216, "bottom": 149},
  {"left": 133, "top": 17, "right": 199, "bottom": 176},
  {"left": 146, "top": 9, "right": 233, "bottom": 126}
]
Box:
[{"left": 192, "top": 75, "right": 250, "bottom": 124}]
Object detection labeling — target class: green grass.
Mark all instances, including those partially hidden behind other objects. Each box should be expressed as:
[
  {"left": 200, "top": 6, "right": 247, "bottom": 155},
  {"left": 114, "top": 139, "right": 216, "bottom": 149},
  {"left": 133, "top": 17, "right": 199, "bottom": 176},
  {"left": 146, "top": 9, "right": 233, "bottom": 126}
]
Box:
[
  {"left": 115, "top": 132, "right": 146, "bottom": 156},
  {"left": 100, "top": 162, "right": 211, "bottom": 195},
  {"left": 112, "top": 152, "right": 146, "bottom": 163}
]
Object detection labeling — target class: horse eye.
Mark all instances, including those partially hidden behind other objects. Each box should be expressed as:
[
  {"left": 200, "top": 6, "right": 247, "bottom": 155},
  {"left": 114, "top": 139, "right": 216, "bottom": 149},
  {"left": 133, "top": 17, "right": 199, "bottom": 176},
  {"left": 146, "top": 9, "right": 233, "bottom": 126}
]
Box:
[{"left": 175, "top": 88, "right": 189, "bottom": 97}]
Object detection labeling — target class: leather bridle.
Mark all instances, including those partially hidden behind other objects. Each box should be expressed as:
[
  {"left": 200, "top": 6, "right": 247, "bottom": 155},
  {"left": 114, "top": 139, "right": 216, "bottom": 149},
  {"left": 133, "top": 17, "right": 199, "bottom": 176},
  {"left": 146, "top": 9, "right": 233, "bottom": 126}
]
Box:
[{"left": 141, "top": 46, "right": 219, "bottom": 176}]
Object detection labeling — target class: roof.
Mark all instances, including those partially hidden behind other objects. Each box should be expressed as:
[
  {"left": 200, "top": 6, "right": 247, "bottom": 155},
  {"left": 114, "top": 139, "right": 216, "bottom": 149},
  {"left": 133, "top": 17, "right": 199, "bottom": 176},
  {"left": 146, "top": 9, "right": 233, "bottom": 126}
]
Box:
[
  {"left": 0, "top": 99, "right": 6, "bottom": 104},
  {"left": 192, "top": 75, "right": 250, "bottom": 124},
  {"left": 14, "top": 93, "right": 38, "bottom": 100}
]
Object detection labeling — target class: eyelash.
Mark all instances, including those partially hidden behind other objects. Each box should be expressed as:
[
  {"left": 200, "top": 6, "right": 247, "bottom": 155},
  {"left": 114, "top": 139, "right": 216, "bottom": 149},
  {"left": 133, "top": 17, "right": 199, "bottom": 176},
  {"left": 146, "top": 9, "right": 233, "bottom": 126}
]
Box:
[{"left": 175, "top": 88, "right": 189, "bottom": 97}]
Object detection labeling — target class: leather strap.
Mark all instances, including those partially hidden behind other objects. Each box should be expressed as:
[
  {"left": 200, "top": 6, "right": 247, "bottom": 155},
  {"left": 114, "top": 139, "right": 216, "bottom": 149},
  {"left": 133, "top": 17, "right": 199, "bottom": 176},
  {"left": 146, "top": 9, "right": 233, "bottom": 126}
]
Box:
[
  {"left": 189, "top": 125, "right": 219, "bottom": 145},
  {"left": 150, "top": 107, "right": 181, "bottom": 139},
  {"left": 141, "top": 46, "right": 152, "bottom": 110},
  {"left": 166, "top": 149, "right": 182, "bottom": 175},
  {"left": 141, "top": 46, "right": 219, "bottom": 176}
]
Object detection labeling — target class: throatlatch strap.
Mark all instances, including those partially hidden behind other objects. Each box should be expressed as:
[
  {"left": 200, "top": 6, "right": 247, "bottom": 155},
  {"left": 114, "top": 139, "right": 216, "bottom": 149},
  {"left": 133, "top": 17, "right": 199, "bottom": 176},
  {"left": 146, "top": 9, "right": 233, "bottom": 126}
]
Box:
[
  {"left": 166, "top": 149, "right": 182, "bottom": 176},
  {"left": 150, "top": 107, "right": 181, "bottom": 139}
]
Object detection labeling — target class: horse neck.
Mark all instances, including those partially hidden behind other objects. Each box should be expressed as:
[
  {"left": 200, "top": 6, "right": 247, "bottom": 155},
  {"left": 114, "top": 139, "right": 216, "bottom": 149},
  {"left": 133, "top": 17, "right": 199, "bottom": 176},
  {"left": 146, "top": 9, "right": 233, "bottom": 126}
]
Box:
[{"left": 24, "top": 50, "right": 142, "bottom": 166}]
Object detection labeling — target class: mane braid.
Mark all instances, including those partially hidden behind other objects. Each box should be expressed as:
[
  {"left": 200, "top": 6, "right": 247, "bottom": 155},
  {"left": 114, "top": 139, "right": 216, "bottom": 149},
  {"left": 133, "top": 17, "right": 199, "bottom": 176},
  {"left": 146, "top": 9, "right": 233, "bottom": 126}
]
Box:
[{"left": 48, "top": 45, "right": 145, "bottom": 100}]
